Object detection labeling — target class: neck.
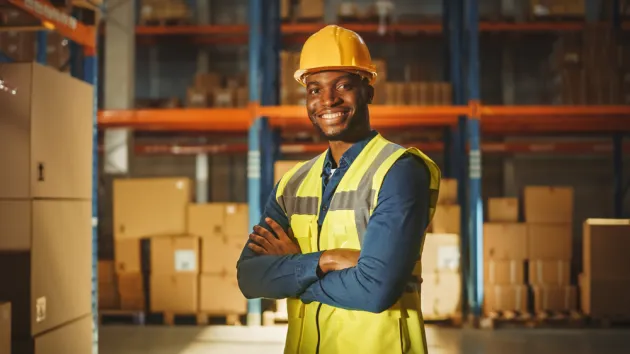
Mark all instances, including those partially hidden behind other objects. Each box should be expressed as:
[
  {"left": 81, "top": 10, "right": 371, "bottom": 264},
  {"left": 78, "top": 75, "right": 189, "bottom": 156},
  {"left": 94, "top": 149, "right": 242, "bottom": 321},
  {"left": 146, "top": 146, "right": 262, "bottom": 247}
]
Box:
[{"left": 328, "top": 126, "right": 372, "bottom": 166}]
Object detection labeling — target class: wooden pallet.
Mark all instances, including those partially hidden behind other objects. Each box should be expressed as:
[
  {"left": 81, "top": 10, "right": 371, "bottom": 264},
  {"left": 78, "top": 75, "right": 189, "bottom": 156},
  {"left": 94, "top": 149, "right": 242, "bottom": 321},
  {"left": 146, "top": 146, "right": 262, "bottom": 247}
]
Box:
[
  {"left": 99, "top": 310, "right": 146, "bottom": 325},
  {"left": 480, "top": 310, "right": 603, "bottom": 329},
  {"left": 157, "top": 312, "right": 245, "bottom": 326},
  {"left": 425, "top": 315, "right": 464, "bottom": 327},
  {"left": 584, "top": 316, "right": 630, "bottom": 328}
]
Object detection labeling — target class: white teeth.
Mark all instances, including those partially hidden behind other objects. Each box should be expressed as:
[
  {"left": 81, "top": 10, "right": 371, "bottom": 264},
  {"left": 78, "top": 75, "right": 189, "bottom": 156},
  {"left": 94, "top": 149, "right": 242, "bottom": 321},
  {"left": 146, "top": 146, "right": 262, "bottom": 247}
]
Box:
[{"left": 321, "top": 112, "right": 344, "bottom": 119}]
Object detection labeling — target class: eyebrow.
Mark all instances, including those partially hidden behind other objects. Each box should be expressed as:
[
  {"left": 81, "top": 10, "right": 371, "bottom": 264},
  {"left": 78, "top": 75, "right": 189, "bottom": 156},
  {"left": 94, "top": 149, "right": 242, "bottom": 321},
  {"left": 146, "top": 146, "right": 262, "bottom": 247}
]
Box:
[{"left": 307, "top": 74, "right": 357, "bottom": 87}]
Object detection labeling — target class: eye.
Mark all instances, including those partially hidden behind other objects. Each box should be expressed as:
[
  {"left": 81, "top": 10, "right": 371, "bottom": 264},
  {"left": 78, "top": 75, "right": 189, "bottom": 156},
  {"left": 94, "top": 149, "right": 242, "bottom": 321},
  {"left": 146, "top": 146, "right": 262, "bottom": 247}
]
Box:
[
  {"left": 338, "top": 83, "right": 353, "bottom": 91},
  {"left": 308, "top": 88, "right": 320, "bottom": 95}
]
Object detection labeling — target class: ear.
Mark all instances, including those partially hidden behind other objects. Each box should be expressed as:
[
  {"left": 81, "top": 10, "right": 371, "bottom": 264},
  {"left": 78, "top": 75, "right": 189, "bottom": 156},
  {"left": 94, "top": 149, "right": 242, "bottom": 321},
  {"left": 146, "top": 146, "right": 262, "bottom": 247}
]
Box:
[{"left": 366, "top": 84, "right": 375, "bottom": 104}]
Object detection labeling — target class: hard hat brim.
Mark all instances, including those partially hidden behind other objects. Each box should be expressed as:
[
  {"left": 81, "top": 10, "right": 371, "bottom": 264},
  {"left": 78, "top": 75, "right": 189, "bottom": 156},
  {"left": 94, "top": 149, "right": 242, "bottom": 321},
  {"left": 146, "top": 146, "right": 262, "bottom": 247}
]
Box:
[{"left": 294, "top": 66, "right": 377, "bottom": 86}]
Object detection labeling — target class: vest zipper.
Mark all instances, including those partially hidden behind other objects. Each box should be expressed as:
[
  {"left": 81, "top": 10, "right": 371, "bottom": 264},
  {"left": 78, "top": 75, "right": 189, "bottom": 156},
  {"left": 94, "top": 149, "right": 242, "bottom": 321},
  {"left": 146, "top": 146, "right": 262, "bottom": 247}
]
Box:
[{"left": 315, "top": 224, "right": 322, "bottom": 354}]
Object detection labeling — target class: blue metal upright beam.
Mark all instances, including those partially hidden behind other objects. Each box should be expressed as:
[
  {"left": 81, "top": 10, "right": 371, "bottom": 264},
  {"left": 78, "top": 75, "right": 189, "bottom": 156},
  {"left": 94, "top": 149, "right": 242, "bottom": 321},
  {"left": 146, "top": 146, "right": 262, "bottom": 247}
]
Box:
[
  {"left": 83, "top": 50, "right": 99, "bottom": 354},
  {"left": 247, "top": 0, "right": 263, "bottom": 326},
  {"left": 36, "top": 31, "right": 48, "bottom": 65},
  {"left": 466, "top": 0, "right": 483, "bottom": 320},
  {"left": 447, "top": 0, "right": 469, "bottom": 318}
]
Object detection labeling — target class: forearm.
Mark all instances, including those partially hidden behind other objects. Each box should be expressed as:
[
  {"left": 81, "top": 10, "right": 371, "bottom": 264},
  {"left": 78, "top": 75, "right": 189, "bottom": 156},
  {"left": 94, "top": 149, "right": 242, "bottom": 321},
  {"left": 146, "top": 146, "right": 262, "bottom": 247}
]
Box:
[{"left": 236, "top": 245, "right": 323, "bottom": 299}]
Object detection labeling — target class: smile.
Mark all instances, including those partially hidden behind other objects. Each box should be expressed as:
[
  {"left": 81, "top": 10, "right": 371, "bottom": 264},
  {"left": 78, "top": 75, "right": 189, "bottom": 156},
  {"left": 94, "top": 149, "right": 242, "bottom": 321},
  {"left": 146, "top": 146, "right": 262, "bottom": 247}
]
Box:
[{"left": 319, "top": 111, "right": 348, "bottom": 119}]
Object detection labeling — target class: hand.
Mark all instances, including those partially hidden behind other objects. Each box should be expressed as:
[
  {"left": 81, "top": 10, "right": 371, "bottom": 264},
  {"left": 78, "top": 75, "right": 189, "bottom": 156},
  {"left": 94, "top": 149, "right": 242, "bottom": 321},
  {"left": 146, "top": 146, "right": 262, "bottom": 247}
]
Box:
[
  {"left": 248, "top": 218, "right": 301, "bottom": 255},
  {"left": 318, "top": 249, "right": 361, "bottom": 274}
]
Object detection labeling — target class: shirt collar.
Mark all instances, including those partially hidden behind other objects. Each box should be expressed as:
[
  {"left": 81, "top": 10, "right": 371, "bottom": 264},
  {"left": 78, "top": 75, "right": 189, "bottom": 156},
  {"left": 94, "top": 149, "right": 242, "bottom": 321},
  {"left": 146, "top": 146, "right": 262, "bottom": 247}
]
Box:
[{"left": 322, "top": 130, "right": 379, "bottom": 173}]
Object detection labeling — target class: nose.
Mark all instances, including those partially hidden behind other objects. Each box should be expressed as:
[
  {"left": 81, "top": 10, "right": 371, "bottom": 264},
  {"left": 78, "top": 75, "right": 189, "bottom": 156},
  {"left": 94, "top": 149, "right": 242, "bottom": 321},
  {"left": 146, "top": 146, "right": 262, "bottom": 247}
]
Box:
[{"left": 320, "top": 88, "right": 339, "bottom": 107}]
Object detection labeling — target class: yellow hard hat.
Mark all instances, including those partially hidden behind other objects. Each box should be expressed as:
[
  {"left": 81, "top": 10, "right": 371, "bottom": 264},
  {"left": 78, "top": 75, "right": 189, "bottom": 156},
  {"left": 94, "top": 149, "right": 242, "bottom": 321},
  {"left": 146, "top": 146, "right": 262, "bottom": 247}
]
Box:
[{"left": 294, "top": 25, "right": 377, "bottom": 86}]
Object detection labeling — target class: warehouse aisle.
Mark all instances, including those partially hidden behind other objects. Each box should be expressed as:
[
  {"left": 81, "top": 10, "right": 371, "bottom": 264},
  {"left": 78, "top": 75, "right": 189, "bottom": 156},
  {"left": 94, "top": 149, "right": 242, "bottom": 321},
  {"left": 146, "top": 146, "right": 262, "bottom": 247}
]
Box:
[{"left": 99, "top": 325, "right": 630, "bottom": 354}]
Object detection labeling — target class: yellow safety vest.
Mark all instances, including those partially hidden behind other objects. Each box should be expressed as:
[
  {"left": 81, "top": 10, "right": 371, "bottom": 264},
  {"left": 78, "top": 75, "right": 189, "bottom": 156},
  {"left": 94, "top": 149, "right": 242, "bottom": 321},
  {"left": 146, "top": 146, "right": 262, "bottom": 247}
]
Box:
[{"left": 275, "top": 133, "right": 441, "bottom": 354}]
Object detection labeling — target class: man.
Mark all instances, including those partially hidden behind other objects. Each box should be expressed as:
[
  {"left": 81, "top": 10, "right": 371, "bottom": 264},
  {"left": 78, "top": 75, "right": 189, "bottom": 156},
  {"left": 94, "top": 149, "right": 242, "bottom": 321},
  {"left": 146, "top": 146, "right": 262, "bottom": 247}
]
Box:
[{"left": 236, "top": 25, "right": 441, "bottom": 354}]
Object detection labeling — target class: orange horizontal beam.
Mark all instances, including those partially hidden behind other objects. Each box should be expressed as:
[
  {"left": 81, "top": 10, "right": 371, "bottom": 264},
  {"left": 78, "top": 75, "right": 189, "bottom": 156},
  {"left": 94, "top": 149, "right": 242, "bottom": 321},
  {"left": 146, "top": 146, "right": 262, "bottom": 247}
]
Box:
[
  {"left": 125, "top": 141, "right": 630, "bottom": 156},
  {"left": 134, "top": 21, "right": 630, "bottom": 37},
  {"left": 7, "top": 0, "right": 96, "bottom": 48},
  {"left": 98, "top": 105, "right": 630, "bottom": 133}
]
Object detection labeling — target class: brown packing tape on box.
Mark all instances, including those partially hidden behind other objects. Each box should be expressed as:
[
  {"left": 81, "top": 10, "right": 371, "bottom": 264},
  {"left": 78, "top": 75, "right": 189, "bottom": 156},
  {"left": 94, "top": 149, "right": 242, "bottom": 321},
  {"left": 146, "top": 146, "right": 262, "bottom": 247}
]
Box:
[
  {"left": 529, "top": 260, "right": 570, "bottom": 285},
  {"left": 486, "top": 260, "right": 524, "bottom": 285}
]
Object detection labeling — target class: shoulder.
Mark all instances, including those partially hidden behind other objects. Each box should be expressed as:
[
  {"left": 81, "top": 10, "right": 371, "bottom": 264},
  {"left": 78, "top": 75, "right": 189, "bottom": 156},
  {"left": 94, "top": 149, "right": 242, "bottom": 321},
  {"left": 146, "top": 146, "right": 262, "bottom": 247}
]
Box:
[{"left": 379, "top": 151, "right": 431, "bottom": 198}]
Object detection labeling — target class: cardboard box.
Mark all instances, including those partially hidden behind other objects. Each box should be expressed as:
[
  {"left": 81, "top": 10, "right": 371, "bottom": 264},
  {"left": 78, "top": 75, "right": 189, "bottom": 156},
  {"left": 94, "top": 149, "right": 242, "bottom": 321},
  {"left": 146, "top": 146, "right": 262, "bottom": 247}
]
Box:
[
  {"left": 98, "top": 261, "right": 119, "bottom": 310},
  {"left": 422, "top": 233, "right": 460, "bottom": 274},
  {"left": 194, "top": 72, "right": 221, "bottom": 92},
  {"left": 187, "top": 203, "right": 226, "bottom": 237},
  {"left": 529, "top": 260, "right": 570, "bottom": 285},
  {"left": 274, "top": 161, "right": 301, "bottom": 184},
  {"left": 114, "top": 239, "right": 141, "bottom": 273},
  {"left": 437, "top": 178, "right": 458, "bottom": 205},
  {"left": 523, "top": 186, "right": 573, "bottom": 223},
  {"left": 484, "top": 260, "right": 525, "bottom": 285},
  {"left": 12, "top": 314, "right": 92, "bottom": 354},
  {"left": 527, "top": 223, "right": 572, "bottom": 260},
  {"left": 579, "top": 273, "right": 630, "bottom": 318},
  {"left": 533, "top": 285, "right": 577, "bottom": 312},
  {"left": 484, "top": 285, "right": 528, "bottom": 313},
  {"left": 583, "top": 219, "right": 630, "bottom": 279},
  {"left": 201, "top": 236, "right": 243, "bottom": 275},
  {"left": 0, "top": 200, "right": 92, "bottom": 338},
  {"left": 199, "top": 274, "right": 247, "bottom": 314},
  {"left": 0, "top": 302, "right": 10, "bottom": 354},
  {"left": 117, "top": 272, "right": 145, "bottom": 311},
  {"left": 431, "top": 205, "right": 460, "bottom": 235},
  {"left": 488, "top": 198, "right": 519, "bottom": 222},
  {"left": 298, "top": 0, "right": 324, "bottom": 19},
  {"left": 483, "top": 223, "right": 528, "bottom": 260},
  {"left": 224, "top": 203, "right": 249, "bottom": 238},
  {"left": 150, "top": 235, "right": 200, "bottom": 274},
  {"left": 113, "top": 178, "right": 192, "bottom": 239},
  {"left": 150, "top": 274, "right": 199, "bottom": 313},
  {"left": 421, "top": 272, "right": 462, "bottom": 319},
  {"left": 186, "top": 87, "right": 208, "bottom": 107},
  {"left": 0, "top": 62, "right": 94, "bottom": 199}
]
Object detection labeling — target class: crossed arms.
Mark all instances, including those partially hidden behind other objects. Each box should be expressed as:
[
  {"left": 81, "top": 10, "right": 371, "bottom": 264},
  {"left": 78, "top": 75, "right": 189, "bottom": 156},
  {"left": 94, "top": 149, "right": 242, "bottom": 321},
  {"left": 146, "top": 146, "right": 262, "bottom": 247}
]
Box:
[{"left": 235, "top": 154, "right": 431, "bottom": 313}]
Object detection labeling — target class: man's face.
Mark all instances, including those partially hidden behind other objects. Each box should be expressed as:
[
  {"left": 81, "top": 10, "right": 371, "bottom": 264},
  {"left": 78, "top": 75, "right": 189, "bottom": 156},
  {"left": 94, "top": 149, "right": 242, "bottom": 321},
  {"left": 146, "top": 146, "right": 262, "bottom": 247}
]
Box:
[{"left": 305, "top": 71, "right": 373, "bottom": 140}]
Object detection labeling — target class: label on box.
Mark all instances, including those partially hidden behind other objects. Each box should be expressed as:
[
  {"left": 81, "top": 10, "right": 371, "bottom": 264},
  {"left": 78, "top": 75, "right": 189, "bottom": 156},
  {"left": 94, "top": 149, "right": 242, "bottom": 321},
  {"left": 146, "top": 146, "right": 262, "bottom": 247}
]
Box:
[
  {"left": 174, "top": 250, "right": 197, "bottom": 272},
  {"left": 437, "top": 246, "right": 460, "bottom": 270},
  {"left": 226, "top": 205, "right": 236, "bottom": 214},
  {"left": 36, "top": 297, "right": 46, "bottom": 323}
]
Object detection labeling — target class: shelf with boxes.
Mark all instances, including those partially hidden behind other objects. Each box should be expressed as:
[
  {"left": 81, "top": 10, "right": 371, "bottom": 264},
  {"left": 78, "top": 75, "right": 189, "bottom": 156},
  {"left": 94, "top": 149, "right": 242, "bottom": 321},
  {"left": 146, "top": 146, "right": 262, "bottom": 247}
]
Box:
[
  {"left": 98, "top": 177, "right": 250, "bottom": 325},
  {"left": 480, "top": 186, "right": 630, "bottom": 328}
]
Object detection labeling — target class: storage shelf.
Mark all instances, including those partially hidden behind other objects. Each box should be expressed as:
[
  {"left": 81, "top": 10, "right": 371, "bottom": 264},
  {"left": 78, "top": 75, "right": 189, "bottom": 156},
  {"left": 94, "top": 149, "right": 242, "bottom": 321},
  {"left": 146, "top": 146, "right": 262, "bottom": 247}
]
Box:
[
  {"left": 6, "top": 0, "right": 96, "bottom": 49},
  {"left": 97, "top": 105, "right": 630, "bottom": 133}
]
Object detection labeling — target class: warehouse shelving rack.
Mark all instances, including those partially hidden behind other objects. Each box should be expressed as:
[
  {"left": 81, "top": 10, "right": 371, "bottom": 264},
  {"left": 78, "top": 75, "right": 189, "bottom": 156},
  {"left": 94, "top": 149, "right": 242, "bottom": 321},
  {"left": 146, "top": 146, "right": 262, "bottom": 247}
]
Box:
[
  {"left": 0, "top": 0, "right": 100, "bottom": 351},
  {"left": 95, "top": 0, "right": 630, "bottom": 326}
]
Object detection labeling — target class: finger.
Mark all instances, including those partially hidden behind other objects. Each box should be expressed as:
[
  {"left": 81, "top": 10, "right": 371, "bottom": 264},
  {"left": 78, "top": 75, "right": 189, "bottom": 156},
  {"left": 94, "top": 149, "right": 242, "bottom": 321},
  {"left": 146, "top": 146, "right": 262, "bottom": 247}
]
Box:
[
  {"left": 249, "top": 233, "right": 273, "bottom": 250},
  {"left": 247, "top": 242, "right": 268, "bottom": 254},
  {"left": 266, "top": 218, "right": 289, "bottom": 240},
  {"left": 288, "top": 227, "right": 296, "bottom": 240},
  {"left": 254, "top": 225, "right": 278, "bottom": 244}
]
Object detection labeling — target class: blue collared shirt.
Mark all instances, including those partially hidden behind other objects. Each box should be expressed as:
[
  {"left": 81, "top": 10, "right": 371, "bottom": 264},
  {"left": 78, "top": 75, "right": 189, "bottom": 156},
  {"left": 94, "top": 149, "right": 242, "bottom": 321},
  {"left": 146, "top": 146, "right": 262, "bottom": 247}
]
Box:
[{"left": 236, "top": 131, "right": 431, "bottom": 312}]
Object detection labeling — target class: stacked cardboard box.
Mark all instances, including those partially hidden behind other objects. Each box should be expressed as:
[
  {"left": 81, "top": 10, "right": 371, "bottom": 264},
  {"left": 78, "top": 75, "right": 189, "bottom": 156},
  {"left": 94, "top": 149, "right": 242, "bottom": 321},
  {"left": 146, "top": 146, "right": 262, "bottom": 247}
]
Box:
[
  {"left": 139, "top": 0, "right": 191, "bottom": 24},
  {"left": 431, "top": 179, "right": 460, "bottom": 235},
  {"left": 113, "top": 178, "right": 193, "bottom": 311},
  {"left": 149, "top": 235, "right": 201, "bottom": 313},
  {"left": 0, "top": 303, "right": 10, "bottom": 354},
  {"left": 98, "top": 261, "right": 120, "bottom": 310},
  {"left": 580, "top": 219, "right": 630, "bottom": 319},
  {"left": 382, "top": 82, "right": 452, "bottom": 106},
  {"left": 529, "top": 0, "right": 585, "bottom": 17},
  {"left": 187, "top": 72, "right": 248, "bottom": 108},
  {"left": 0, "top": 31, "right": 70, "bottom": 70},
  {"left": 547, "top": 27, "right": 623, "bottom": 104},
  {"left": 188, "top": 204, "right": 248, "bottom": 315},
  {"left": 421, "top": 179, "right": 462, "bottom": 319},
  {"left": 483, "top": 198, "right": 529, "bottom": 314},
  {"left": 524, "top": 186, "right": 576, "bottom": 313},
  {"left": 280, "top": 51, "right": 305, "bottom": 105},
  {"left": 0, "top": 63, "right": 94, "bottom": 352},
  {"left": 421, "top": 233, "right": 462, "bottom": 320},
  {"left": 297, "top": 0, "right": 325, "bottom": 21}
]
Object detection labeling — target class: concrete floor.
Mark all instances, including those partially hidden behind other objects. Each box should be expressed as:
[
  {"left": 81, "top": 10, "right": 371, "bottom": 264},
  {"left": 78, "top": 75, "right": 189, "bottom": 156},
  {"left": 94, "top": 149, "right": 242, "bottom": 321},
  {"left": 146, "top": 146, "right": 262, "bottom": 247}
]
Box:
[{"left": 99, "top": 324, "right": 630, "bottom": 354}]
